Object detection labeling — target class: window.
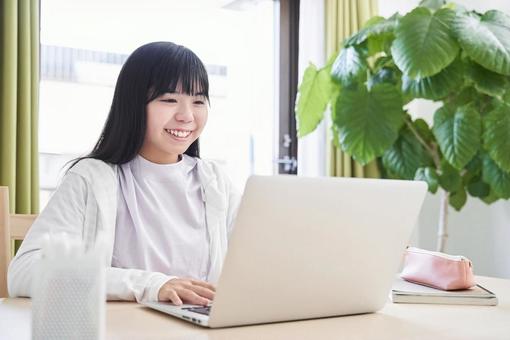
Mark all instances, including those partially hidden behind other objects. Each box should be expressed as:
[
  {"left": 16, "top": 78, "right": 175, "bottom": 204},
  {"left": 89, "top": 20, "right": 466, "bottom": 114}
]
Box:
[{"left": 39, "top": 0, "right": 281, "bottom": 207}]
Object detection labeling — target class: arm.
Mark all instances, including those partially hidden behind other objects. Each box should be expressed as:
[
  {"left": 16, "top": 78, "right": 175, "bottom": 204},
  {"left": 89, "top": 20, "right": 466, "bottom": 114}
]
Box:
[
  {"left": 7, "top": 172, "right": 87, "bottom": 297},
  {"left": 8, "top": 171, "right": 172, "bottom": 302}
]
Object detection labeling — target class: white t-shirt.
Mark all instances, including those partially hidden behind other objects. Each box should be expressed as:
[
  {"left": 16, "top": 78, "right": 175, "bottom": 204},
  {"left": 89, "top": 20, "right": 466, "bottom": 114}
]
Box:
[{"left": 112, "top": 154, "right": 210, "bottom": 280}]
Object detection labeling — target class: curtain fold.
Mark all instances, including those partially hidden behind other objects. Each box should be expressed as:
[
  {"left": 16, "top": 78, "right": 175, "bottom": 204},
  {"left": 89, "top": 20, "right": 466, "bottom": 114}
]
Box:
[
  {"left": 325, "top": 0, "right": 380, "bottom": 178},
  {"left": 0, "top": 0, "right": 40, "bottom": 214}
]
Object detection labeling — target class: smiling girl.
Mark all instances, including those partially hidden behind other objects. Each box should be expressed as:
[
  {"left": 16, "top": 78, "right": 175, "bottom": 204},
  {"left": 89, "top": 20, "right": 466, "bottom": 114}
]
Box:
[{"left": 8, "top": 42, "right": 241, "bottom": 306}]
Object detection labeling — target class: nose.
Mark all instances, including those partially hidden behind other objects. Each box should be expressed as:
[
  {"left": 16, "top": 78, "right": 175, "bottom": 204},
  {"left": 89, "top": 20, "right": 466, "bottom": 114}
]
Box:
[{"left": 175, "top": 101, "right": 194, "bottom": 123}]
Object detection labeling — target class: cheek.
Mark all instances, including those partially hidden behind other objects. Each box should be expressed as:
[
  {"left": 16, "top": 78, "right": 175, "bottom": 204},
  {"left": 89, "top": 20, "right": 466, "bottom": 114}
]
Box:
[
  {"left": 145, "top": 112, "right": 163, "bottom": 141},
  {"left": 146, "top": 107, "right": 168, "bottom": 132},
  {"left": 197, "top": 111, "right": 208, "bottom": 129}
]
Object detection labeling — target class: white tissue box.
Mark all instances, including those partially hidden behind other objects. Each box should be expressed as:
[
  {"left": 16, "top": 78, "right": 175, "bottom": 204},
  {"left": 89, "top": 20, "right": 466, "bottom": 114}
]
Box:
[{"left": 31, "top": 234, "right": 106, "bottom": 340}]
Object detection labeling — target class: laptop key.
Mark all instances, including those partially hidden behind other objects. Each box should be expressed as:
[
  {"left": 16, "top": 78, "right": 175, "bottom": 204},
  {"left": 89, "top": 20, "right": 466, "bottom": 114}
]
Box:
[{"left": 182, "top": 306, "right": 211, "bottom": 316}]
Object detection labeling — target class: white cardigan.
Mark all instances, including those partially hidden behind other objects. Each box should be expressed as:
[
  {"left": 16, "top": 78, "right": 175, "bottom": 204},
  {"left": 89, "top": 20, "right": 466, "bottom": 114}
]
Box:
[{"left": 8, "top": 158, "right": 241, "bottom": 302}]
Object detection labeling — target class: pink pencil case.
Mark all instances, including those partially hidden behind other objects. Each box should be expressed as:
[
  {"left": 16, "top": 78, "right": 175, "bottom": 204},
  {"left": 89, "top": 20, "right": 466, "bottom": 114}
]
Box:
[{"left": 400, "top": 247, "right": 475, "bottom": 291}]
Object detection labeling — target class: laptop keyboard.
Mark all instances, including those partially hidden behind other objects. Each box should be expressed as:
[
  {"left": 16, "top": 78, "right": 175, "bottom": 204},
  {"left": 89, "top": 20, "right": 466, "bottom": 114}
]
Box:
[{"left": 182, "top": 306, "right": 211, "bottom": 316}]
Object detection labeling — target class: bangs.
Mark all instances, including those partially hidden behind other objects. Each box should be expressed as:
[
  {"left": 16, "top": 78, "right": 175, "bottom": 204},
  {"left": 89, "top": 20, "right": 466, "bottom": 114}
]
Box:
[{"left": 147, "top": 45, "right": 209, "bottom": 102}]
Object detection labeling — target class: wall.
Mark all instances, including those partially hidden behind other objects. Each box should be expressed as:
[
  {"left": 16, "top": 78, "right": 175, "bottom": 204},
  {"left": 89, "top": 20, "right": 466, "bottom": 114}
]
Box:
[{"left": 379, "top": 0, "right": 510, "bottom": 278}]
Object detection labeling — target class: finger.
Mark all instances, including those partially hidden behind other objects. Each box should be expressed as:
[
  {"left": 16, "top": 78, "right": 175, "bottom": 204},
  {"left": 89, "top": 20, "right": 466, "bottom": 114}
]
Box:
[
  {"left": 178, "top": 289, "right": 210, "bottom": 306},
  {"left": 186, "top": 284, "right": 215, "bottom": 300},
  {"left": 162, "top": 289, "right": 183, "bottom": 306},
  {"left": 190, "top": 279, "right": 216, "bottom": 292}
]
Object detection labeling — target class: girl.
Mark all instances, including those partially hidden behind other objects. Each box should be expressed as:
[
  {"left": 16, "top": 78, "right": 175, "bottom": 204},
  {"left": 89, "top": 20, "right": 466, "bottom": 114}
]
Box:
[{"left": 8, "top": 42, "right": 241, "bottom": 306}]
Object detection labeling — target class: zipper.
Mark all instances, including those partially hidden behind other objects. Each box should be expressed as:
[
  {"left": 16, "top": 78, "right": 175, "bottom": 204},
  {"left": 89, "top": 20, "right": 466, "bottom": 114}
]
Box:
[{"left": 407, "top": 247, "right": 469, "bottom": 262}]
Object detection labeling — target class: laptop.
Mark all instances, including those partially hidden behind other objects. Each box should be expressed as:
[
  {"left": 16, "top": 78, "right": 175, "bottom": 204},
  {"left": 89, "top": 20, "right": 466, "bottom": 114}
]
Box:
[{"left": 142, "top": 175, "right": 427, "bottom": 328}]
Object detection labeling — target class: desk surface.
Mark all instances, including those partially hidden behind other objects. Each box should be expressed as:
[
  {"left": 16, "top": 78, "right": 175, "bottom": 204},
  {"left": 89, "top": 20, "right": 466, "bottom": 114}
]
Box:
[{"left": 1, "top": 276, "right": 509, "bottom": 340}]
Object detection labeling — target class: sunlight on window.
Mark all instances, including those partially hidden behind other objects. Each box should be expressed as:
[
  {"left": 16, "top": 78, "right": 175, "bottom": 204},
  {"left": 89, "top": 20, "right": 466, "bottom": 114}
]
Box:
[{"left": 39, "top": 0, "right": 278, "bottom": 207}]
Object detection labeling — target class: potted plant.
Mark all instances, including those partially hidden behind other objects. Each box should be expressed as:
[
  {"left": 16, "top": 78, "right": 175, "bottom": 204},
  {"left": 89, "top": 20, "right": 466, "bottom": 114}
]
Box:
[{"left": 295, "top": 0, "right": 510, "bottom": 251}]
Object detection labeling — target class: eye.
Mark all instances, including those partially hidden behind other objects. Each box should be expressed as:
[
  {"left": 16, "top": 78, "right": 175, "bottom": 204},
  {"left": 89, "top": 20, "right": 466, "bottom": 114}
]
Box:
[
  {"left": 194, "top": 100, "right": 205, "bottom": 105},
  {"left": 161, "top": 98, "right": 177, "bottom": 103}
]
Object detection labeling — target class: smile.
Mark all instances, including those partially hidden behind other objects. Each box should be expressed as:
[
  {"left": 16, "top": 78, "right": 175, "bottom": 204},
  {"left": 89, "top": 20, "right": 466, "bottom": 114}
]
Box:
[{"left": 164, "top": 129, "right": 192, "bottom": 139}]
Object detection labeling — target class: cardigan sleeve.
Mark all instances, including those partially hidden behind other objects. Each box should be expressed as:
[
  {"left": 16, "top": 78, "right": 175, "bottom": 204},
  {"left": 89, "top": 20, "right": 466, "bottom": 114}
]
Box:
[
  {"left": 7, "top": 170, "right": 175, "bottom": 302},
  {"left": 226, "top": 175, "right": 242, "bottom": 239},
  {"left": 7, "top": 172, "right": 88, "bottom": 298}
]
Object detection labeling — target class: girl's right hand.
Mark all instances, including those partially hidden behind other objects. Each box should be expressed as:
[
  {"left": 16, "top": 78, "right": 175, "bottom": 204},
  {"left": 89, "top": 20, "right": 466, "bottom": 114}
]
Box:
[{"left": 158, "top": 278, "right": 216, "bottom": 306}]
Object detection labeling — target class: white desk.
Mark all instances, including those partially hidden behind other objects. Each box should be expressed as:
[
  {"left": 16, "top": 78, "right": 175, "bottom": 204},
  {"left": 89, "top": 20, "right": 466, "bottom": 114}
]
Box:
[{"left": 1, "top": 276, "right": 509, "bottom": 339}]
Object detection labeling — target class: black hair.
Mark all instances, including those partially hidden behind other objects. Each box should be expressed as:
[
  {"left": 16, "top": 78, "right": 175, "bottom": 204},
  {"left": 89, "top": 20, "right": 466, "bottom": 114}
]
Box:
[{"left": 70, "top": 41, "right": 209, "bottom": 168}]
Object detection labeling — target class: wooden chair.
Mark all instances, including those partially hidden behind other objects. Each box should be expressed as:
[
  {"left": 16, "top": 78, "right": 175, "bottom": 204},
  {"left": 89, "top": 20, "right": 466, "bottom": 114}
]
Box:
[{"left": 0, "top": 186, "right": 37, "bottom": 297}]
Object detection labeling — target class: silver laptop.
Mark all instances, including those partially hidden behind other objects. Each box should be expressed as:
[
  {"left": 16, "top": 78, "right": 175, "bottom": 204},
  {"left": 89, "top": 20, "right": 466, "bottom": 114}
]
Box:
[{"left": 142, "top": 175, "right": 427, "bottom": 328}]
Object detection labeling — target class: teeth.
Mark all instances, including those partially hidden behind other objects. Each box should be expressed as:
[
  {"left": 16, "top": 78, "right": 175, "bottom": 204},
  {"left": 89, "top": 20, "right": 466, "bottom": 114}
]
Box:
[{"left": 165, "top": 129, "right": 191, "bottom": 138}]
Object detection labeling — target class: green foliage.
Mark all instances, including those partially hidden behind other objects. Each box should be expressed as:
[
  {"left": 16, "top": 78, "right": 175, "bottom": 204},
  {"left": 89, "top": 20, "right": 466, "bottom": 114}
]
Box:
[
  {"left": 335, "top": 84, "right": 404, "bottom": 165},
  {"left": 295, "top": 63, "right": 335, "bottom": 137},
  {"left": 402, "top": 59, "right": 463, "bottom": 100},
  {"left": 391, "top": 8, "right": 459, "bottom": 78},
  {"left": 465, "top": 61, "right": 507, "bottom": 98},
  {"left": 432, "top": 104, "right": 481, "bottom": 170},
  {"left": 483, "top": 102, "right": 510, "bottom": 172},
  {"left": 295, "top": 2, "right": 510, "bottom": 211},
  {"left": 415, "top": 167, "right": 439, "bottom": 193},
  {"left": 383, "top": 126, "right": 433, "bottom": 179},
  {"left": 482, "top": 155, "right": 510, "bottom": 199},
  {"left": 453, "top": 10, "right": 510, "bottom": 75},
  {"left": 331, "top": 46, "right": 366, "bottom": 86}
]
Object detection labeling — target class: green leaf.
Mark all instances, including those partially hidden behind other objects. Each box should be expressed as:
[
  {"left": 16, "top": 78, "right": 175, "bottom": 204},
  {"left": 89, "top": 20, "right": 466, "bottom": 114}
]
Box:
[
  {"left": 295, "top": 63, "right": 333, "bottom": 137},
  {"left": 366, "top": 14, "right": 400, "bottom": 36},
  {"left": 465, "top": 153, "right": 482, "bottom": 174},
  {"left": 480, "top": 189, "right": 499, "bottom": 204},
  {"left": 483, "top": 103, "right": 510, "bottom": 171},
  {"left": 419, "top": 0, "right": 446, "bottom": 11},
  {"left": 482, "top": 155, "right": 510, "bottom": 199},
  {"left": 415, "top": 167, "right": 439, "bottom": 193},
  {"left": 453, "top": 10, "right": 510, "bottom": 75},
  {"left": 391, "top": 7, "right": 459, "bottom": 78},
  {"left": 466, "top": 61, "right": 507, "bottom": 98},
  {"left": 413, "top": 118, "right": 435, "bottom": 143},
  {"left": 330, "top": 92, "right": 341, "bottom": 149},
  {"left": 368, "top": 67, "right": 399, "bottom": 88},
  {"left": 439, "top": 160, "right": 462, "bottom": 191},
  {"left": 331, "top": 46, "right": 367, "bottom": 86},
  {"left": 502, "top": 88, "right": 510, "bottom": 104},
  {"left": 446, "top": 86, "right": 477, "bottom": 107},
  {"left": 345, "top": 15, "right": 399, "bottom": 47},
  {"left": 432, "top": 105, "right": 481, "bottom": 169},
  {"left": 467, "top": 178, "right": 491, "bottom": 198},
  {"left": 334, "top": 83, "right": 404, "bottom": 165},
  {"left": 367, "top": 32, "right": 394, "bottom": 56},
  {"left": 382, "top": 128, "right": 433, "bottom": 180},
  {"left": 402, "top": 58, "right": 463, "bottom": 100},
  {"left": 449, "top": 187, "right": 467, "bottom": 210},
  {"left": 345, "top": 16, "right": 385, "bottom": 46}
]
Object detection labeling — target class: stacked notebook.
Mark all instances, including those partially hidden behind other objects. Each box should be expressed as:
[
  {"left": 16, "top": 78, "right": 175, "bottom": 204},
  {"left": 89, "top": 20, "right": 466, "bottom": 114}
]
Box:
[{"left": 391, "top": 277, "right": 498, "bottom": 306}]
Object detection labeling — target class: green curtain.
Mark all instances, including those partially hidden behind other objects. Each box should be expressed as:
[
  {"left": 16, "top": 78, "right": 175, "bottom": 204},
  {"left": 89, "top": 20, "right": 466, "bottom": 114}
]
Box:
[
  {"left": 325, "top": 0, "right": 380, "bottom": 178},
  {"left": 0, "top": 0, "right": 40, "bottom": 215}
]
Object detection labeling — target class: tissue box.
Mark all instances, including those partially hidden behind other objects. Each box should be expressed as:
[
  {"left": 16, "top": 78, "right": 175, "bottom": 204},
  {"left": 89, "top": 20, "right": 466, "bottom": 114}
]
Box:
[{"left": 32, "top": 234, "right": 106, "bottom": 340}]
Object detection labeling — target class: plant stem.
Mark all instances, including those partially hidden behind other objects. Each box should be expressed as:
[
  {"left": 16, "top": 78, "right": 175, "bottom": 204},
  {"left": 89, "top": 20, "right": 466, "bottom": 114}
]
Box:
[
  {"left": 404, "top": 118, "right": 441, "bottom": 168},
  {"left": 437, "top": 190, "right": 449, "bottom": 252}
]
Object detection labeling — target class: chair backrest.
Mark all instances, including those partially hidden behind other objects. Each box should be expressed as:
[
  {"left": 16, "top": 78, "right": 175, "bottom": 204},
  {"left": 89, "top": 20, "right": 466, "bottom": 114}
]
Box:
[{"left": 0, "top": 186, "right": 37, "bottom": 297}]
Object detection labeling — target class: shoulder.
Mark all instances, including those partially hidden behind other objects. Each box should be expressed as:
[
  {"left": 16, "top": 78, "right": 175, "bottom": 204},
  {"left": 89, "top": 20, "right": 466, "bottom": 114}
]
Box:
[
  {"left": 68, "top": 158, "right": 117, "bottom": 183},
  {"left": 196, "top": 158, "right": 230, "bottom": 183},
  {"left": 65, "top": 158, "right": 118, "bottom": 208}
]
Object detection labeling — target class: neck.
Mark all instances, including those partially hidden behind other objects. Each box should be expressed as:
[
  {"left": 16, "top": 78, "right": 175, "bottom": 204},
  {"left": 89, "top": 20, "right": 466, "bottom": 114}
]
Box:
[{"left": 138, "top": 149, "right": 181, "bottom": 164}]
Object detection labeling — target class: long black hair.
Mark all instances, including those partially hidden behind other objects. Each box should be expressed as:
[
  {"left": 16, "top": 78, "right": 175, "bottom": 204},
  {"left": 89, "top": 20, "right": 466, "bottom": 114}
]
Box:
[{"left": 70, "top": 41, "right": 209, "bottom": 168}]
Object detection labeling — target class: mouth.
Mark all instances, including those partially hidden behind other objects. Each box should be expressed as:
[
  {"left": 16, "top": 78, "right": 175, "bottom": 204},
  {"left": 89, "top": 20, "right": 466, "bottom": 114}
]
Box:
[{"left": 164, "top": 128, "right": 193, "bottom": 140}]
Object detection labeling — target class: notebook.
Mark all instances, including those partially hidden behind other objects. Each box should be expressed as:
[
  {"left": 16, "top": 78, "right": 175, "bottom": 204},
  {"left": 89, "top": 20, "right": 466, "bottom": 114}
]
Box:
[{"left": 391, "top": 277, "right": 498, "bottom": 306}]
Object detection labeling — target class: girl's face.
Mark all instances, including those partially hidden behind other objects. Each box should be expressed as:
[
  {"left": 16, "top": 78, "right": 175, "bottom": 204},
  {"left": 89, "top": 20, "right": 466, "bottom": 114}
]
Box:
[{"left": 139, "top": 87, "right": 208, "bottom": 164}]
